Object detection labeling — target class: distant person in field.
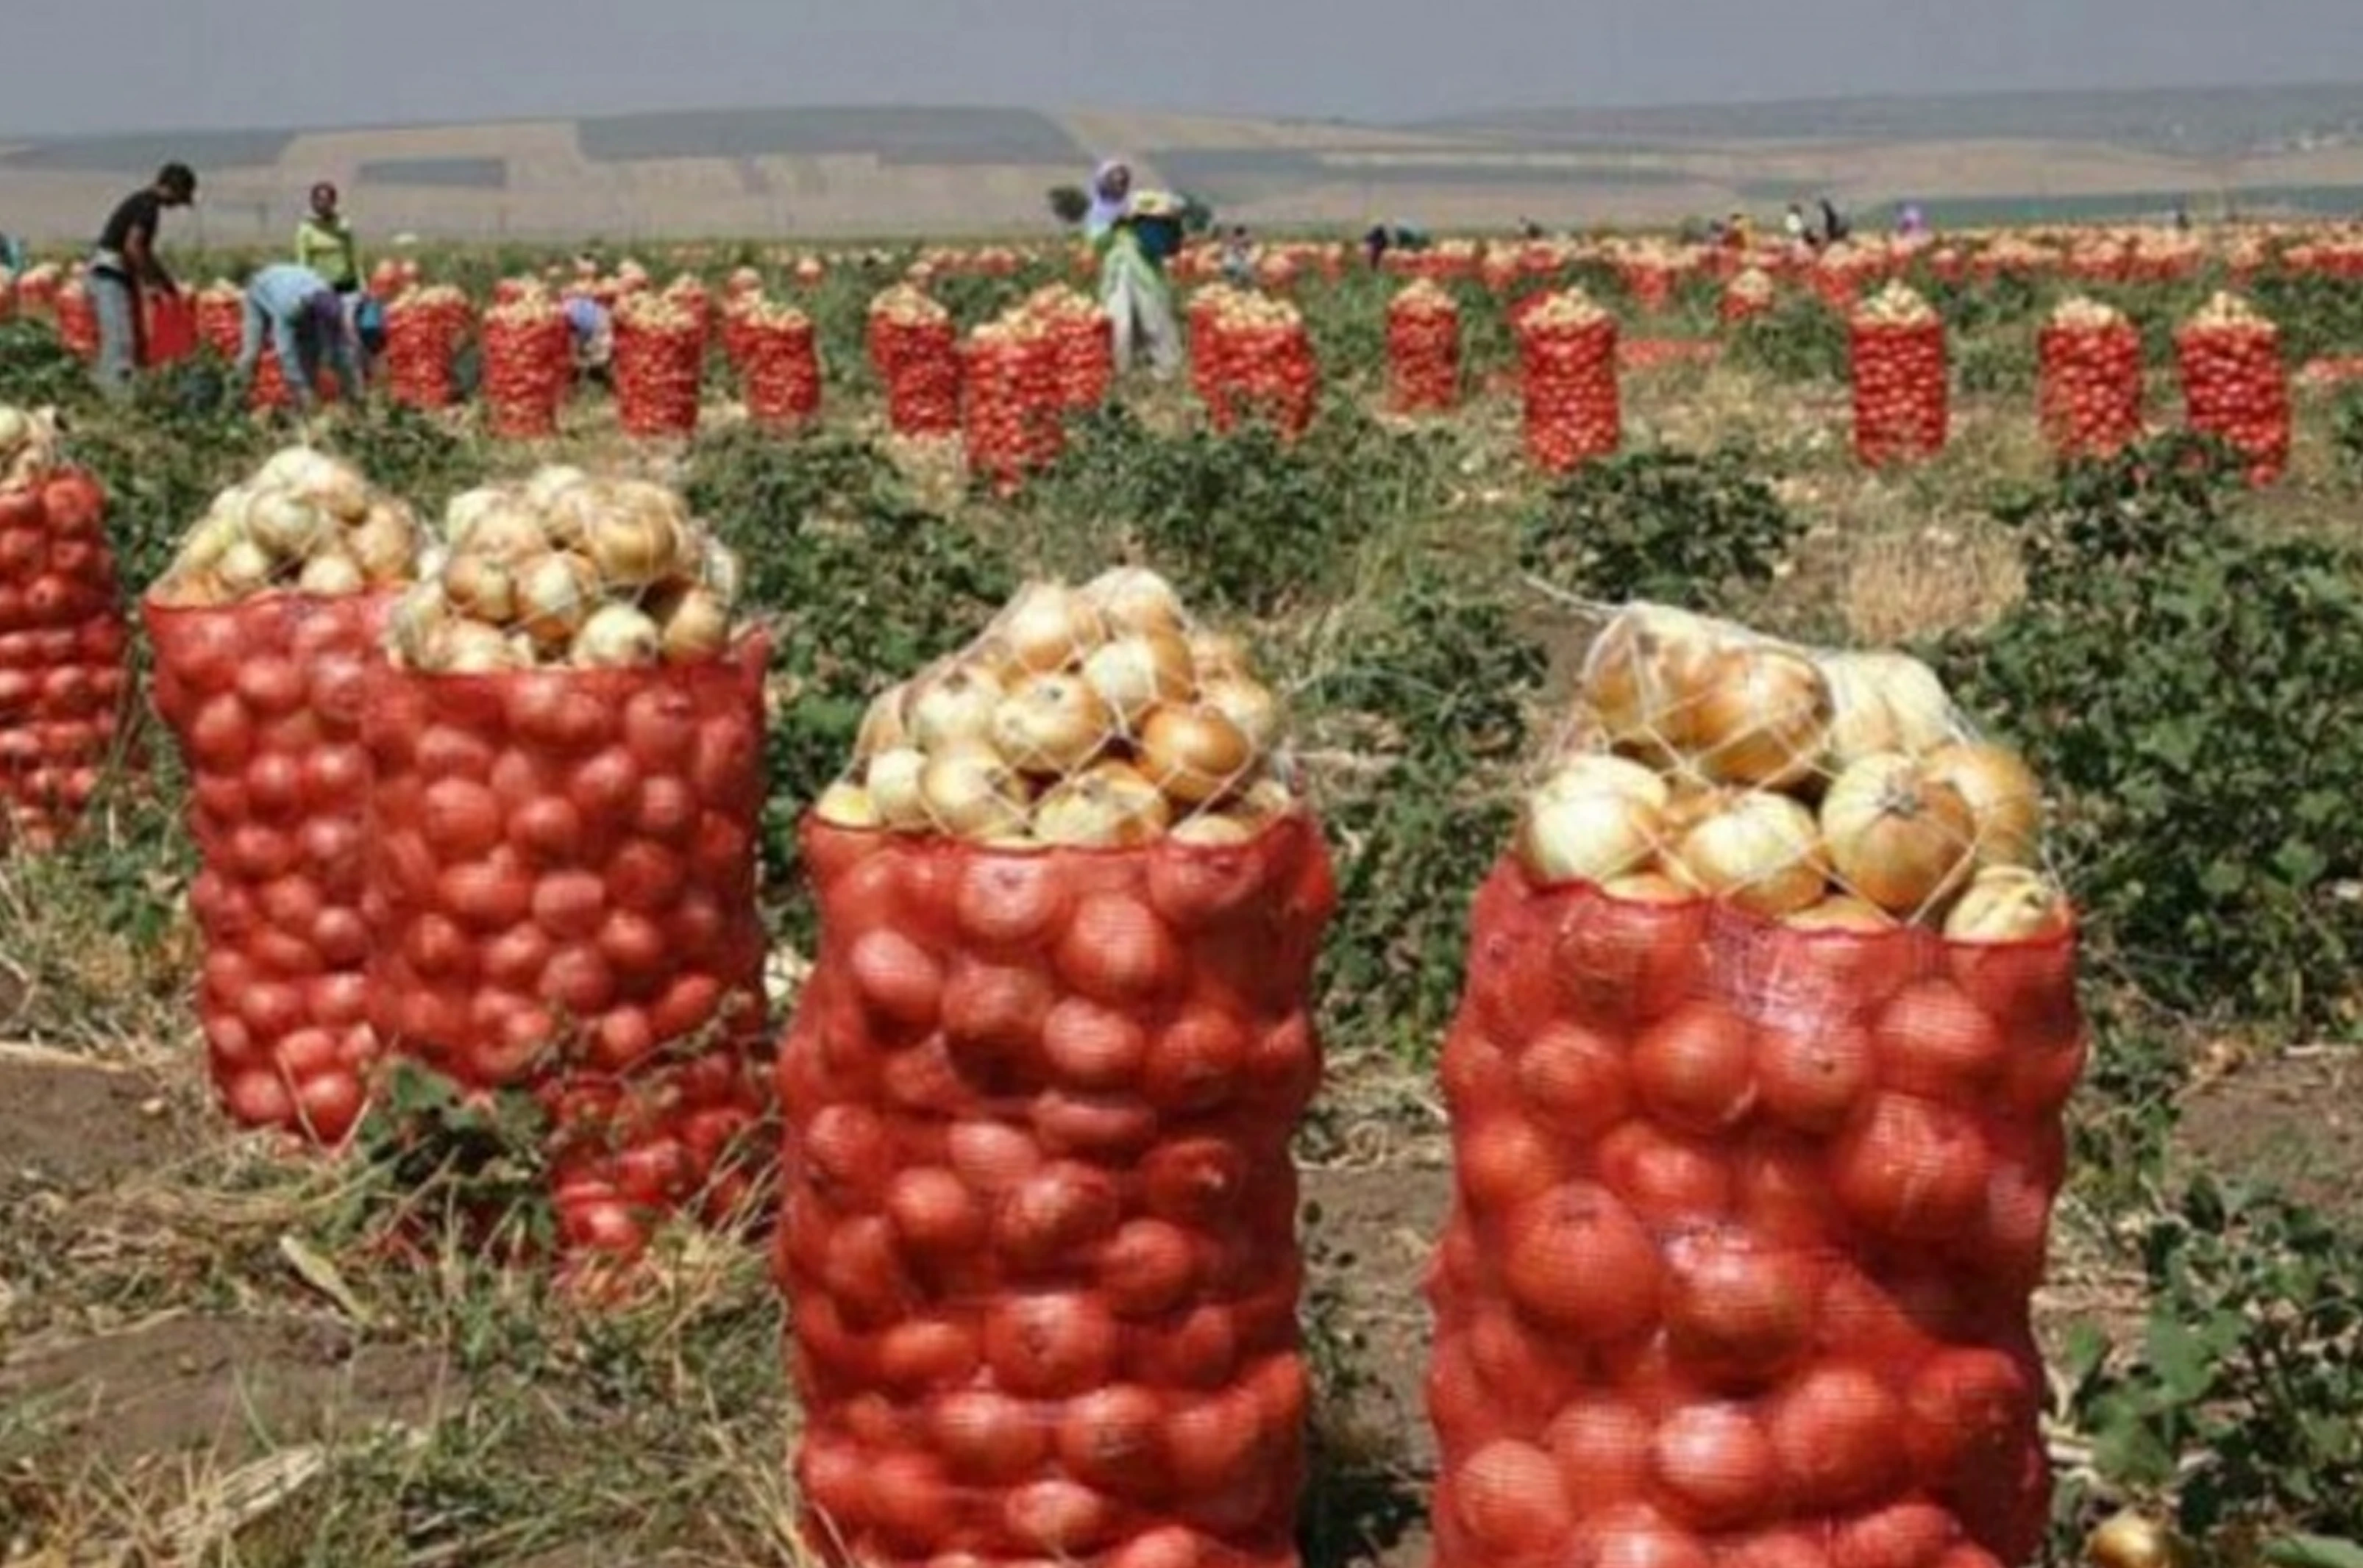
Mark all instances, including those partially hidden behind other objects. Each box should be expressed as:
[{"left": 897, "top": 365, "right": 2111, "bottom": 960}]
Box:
[
  {"left": 1221, "top": 224, "right": 1255, "bottom": 287},
  {"left": 233, "top": 262, "right": 363, "bottom": 415},
  {"left": 1085, "top": 158, "right": 1182, "bottom": 382},
  {"left": 1897, "top": 203, "right": 1929, "bottom": 239},
  {"left": 564, "top": 293, "right": 614, "bottom": 385},
  {"left": 295, "top": 182, "right": 361, "bottom": 296},
  {"left": 1819, "top": 198, "right": 1850, "bottom": 246},
  {"left": 89, "top": 161, "right": 196, "bottom": 400}
]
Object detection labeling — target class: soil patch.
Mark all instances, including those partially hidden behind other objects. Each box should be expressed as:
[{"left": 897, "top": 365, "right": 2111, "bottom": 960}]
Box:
[
  {"left": 0, "top": 1050, "right": 190, "bottom": 1195},
  {"left": 2172, "top": 1046, "right": 2363, "bottom": 1226}
]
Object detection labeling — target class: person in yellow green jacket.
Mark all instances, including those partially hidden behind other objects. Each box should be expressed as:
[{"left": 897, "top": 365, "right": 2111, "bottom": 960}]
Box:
[{"left": 294, "top": 182, "right": 360, "bottom": 295}]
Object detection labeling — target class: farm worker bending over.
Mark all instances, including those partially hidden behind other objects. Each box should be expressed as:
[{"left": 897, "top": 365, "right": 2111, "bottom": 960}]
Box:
[
  {"left": 234, "top": 263, "right": 363, "bottom": 414},
  {"left": 295, "top": 182, "right": 361, "bottom": 295},
  {"left": 88, "top": 162, "right": 197, "bottom": 400},
  {"left": 564, "top": 293, "right": 614, "bottom": 382},
  {"left": 1085, "top": 158, "right": 1182, "bottom": 382}
]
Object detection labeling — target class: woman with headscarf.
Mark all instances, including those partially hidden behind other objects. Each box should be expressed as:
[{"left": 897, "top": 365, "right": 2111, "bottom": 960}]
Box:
[{"left": 1085, "top": 157, "right": 1181, "bottom": 382}]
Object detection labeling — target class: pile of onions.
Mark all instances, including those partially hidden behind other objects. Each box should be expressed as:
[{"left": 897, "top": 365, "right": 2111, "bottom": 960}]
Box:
[
  {"left": 1517, "top": 288, "right": 1621, "bottom": 472},
  {"left": 733, "top": 297, "right": 823, "bottom": 428},
  {"left": 1200, "top": 290, "right": 1318, "bottom": 438},
  {"left": 149, "top": 446, "right": 424, "bottom": 607},
  {"left": 481, "top": 285, "right": 574, "bottom": 439},
  {"left": 387, "top": 467, "right": 745, "bottom": 674},
  {"left": 611, "top": 291, "right": 706, "bottom": 438},
  {"left": 1020, "top": 285, "right": 1115, "bottom": 411},
  {"left": 867, "top": 285, "right": 962, "bottom": 438},
  {"left": 2038, "top": 296, "right": 2144, "bottom": 458},
  {"left": 1849, "top": 282, "right": 1949, "bottom": 466},
  {"left": 2175, "top": 291, "right": 2289, "bottom": 485},
  {"left": 962, "top": 313, "right": 1063, "bottom": 492},
  {"left": 1386, "top": 280, "right": 1463, "bottom": 413},
  {"left": 1535, "top": 602, "right": 2062, "bottom": 935},
  {"left": 383, "top": 285, "right": 472, "bottom": 411},
  {"left": 820, "top": 571, "right": 1293, "bottom": 849}
]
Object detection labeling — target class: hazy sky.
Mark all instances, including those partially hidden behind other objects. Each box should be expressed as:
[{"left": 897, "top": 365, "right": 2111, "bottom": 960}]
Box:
[{"left": 6, "top": 0, "right": 2362, "bottom": 137}]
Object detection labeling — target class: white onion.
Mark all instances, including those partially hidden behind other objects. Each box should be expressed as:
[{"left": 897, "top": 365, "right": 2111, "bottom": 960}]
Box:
[{"left": 571, "top": 603, "right": 662, "bottom": 668}]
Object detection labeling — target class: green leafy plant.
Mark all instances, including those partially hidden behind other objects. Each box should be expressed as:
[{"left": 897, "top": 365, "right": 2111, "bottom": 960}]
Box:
[
  {"left": 1517, "top": 444, "right": 1800, "bottom": 610},
  {"left": 1725, "top": 293, "right": 1847, "bottom": 383}
]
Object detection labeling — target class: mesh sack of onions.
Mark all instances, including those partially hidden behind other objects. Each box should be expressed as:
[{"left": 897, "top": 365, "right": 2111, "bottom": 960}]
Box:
[
  {"left": 869, "top": 285, "right": 964, "bottom": 438},
  {"left": 1023, "top": 285, "right": 1116, "bottom": 412},
  {"left": 13, "top": 265, "right": 62, "bottom": 320},
  {"left": 1207, "top": 293, "right": 1317, "bottom": 438},
  {"left": 364, "top": 468, "right": 771, "bottom": 1261},
  {"left": 1385, "top": 281, "right": 1462, "bottom": 414},
  {"left": 143, "top": 446, "right": 427, "bottom": 1142},
  {"left": 2037, "top": 297, "right": 2144, "bottom": 460},
  {"left": 1618, "top": 257, "right": 1680, "bottom": 315},
  {"left": 1720, "top": 268, "right": 1776, "bottom": 326},
  {"left": 384, "top": 285, "right": 472, "bottom": 411},
  {"left": 1423, "top": 599, "right": 2080, "bottom": 1568},
  {"left": 482, "top": 289, "right": 574, "bottom": 440},
  {"left": 962, "top": 317, "right": 1063, "bottom": 494},
  {"left": 1849, "top": 283, "right": 1949, "bottom": 468},
  {"left": 0, "top": 406, "right": 132, "bottom": 852},
  {"left": 739, "top": 300, "right": 823, "bottom": 429},
  {"left": 1186, "top": 288, "right": 1234, "bottom": 410},
  {"left": 780, "top": 569, "right": 1332, "bottom": 1568},
  {"left": 1518, "top": 290, "right": 1621, "bottom": 474},
  {"left": 195, "top": 282, "right": 244, "bottom": 358},
  {"left": 613, "top": 292, "right": 706, "bottom": 438},
  {"left": 54, "top": 279, "right": 99, "bottom": 361},
  {"left": 2175, "top": 291, "right": 2290, "bottom": 486}
]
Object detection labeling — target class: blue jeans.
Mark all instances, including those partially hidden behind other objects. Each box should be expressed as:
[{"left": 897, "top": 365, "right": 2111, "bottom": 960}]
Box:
[{"left": 91, "top": 271, "right": 141, "bottom": 401}]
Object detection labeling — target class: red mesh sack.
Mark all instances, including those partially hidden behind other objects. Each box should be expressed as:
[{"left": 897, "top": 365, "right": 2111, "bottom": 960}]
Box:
[
  {"left": 1518, "top": 293, "right": 1621, "bottom": 474},
  {"left": 2175, "top": 293, "right": 2289, "bottom": 486},
  {"left": 361, "top": 636, "right": 774, "bottom": 1258},
  {"left": 614, "top": 294, "right": 705, "bottom": 438},
  {"left": 1619, "top": 260, "right": 1679, "bottom": 314},
  {"left": 55, "top": 282, "right": 99, "bottom": 361},
  {"left": 870, "top": 287, "right": 964, "bottom": 438},
  {"left": 962, "top": 325, "right": 1062, "bottom": 494},
  {"left": 1209, "top": 312, "right": 1316, "bottom": 439},
  {"left": 143, "top": 292, "right": 199, "bottom": 366},
  {"left": 482, "top": 303, "right": 572, "bottom": 439},
  {"left": 778, "top": 813, "right": 1335, "bottom": 1568},
  {"left": 196, "top": 288, "right": 244, "bottom": 358},
  {"left": 1386, "top": 282, "right": 1462, "bottom": 414},
  {"left": 146, "top": 592, "right": 391, "bottom": 1141},
  {"left": 1720, "top": 270, "right": 1776, "bottom": 326},
  {"left": 2037, "top": 302, "right": 2143, "bottom": 459},
  {"left": 742, "top": 306, "right": 824, "bottom": 429},
  {"left": 1424, "top": 603, "right": 2082, "bottom": 1568},
  {"left": 1850, "top": 286, "right": 1949, "bottom": 468},
  {"left": 1187, "top": 291, "right": 1230, "bottom": 410},
  {"left": 383, "top": 288, "right": 472, "bottom": 410},
  {"left": 1052, "top": 310, "right": 1115, "bottom": 411},
  {"left": 0, "top": 457, "right": 132, "bottom": 851}
]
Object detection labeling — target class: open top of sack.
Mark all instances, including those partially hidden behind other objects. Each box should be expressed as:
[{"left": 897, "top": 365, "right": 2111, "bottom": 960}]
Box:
[{"left": 148, "top": 446, "right": 424, "bottom": 607}]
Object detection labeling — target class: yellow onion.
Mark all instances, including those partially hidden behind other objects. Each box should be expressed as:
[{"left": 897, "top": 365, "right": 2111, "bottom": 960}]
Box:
[
  {"left": 920, "top": 745, "right": 1031, "bottom": 838},
  {"left": 348, "top": 507, "right": 418, "bottom": 585},
  {"left": 1032, "top": 763, "right": 1172, "bottom": 847},
  {"left": 2086, "top": 1512, "right": 2186, "bottom": 1568},
  {"left": 296, "top": 550, "right": 366, "bottom": 596},
  {"left": 1188, "top": 630, "right": 1254, "bottom": 680},
  {"left": 855, "top": 685, "right": 912, "bottom": 760},
  {"left": 1687, "top": 644, "right": 1833, "bottom": 788},
  {"left": 865, "top": 747, "right": 931, "bottom": 829},
  {"left": 435, "top": 620, "right": 527, "bottom": 674},
  {"left": 1081, "top": 630, "right": 1195, "bottom": 727},
  {"left": 656, "top": 585, "right": 733, "bottom": 664},
  {"left": 990, "top": 672, "right": 1112, "bottom": 776},
  {"left": 173, "top": 512, "right": 246, "bottom": 576},
  {"left": 1195, "top": 675, "right": 1283, "bottom": 753},
  {"left": 909, "top": 664, "right": 1006, "bottom": 750},
  {"left": 1579, "top": 605, "right": 1725, "bottom": 751},
  {"left": 1667, "top": 789, "right": 1827, "bottom": 918},
  {"left": 1601, "top": 872, "right": 1697, "bottom": 905},
  {"left": 993, "top": 581, "right": 1108, "bottom": 673},
  {"left": 571, "top": 602, "right": 662, "bottom": 668},
  {"left": 1139, "top": 705, "right": 1256, "bottom": 805},
  {"left": 246, "top": 487, "right": 330, "bottom": 559},
  {"left": 523, "top": 464, "right": 594, "bottom": 512},
  {"left": 1516, "top": 766, "right": 1664, "bottom": 887},
  {"left": 1083, "top": 566, "right": 1187, "bottom": 635},
  {"left": 217, "top": 538, "right": 276, "bottom": 596},
  {"left": 1168, "top": 811, "right": 1257, "bottom": 847},
  {"left": 1941, "top": 866, "right": 2071, "bottom": 943},
  {"left": 1819, "top": 752, "right": 1977, "bottom": 916},
  {"left": 512, "top": 552, "right": 600, "bottom": 648},
  {"left": 1920, "top": 741, "right": 2044, "bottom": 867},
  {"left": 586, "top": 493, "right": 683, "bottom": 587},
  {"left": 150, "top": 570, "right": 229, "bottom": 608},
  {"left": 455, "top": 497, "right": 549, "bottom": 563},
  {"left": 814, "top": 780, "right": 882, "bottom": 829},
  {"left": 1782, "top": 894, "right": 1897, "bottom": 932},
  {"left": 443, "top": 553, "right": 517, "bottom": 624},
  {"left": 388, "top": 588, "right": 449, "bottom": 666}
]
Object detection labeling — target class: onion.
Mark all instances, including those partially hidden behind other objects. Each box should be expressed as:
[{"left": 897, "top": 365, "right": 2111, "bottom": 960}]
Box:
[
  {"left": 1820, "top": 752, "right": 1977, "bottom": 916},
  {"left": 909, "top": 664, "right": 1006, "bottom": 750},
  {"left": 1516, "top": 767, "right": 1664, "bottom": 887},
  {"left": 1942, "top": 866, "right": 2071, "bottom": 943},
  {"left": 585, "top": 502, "right": 682, "bottom": 588},
  {"left": 348, "top": 507, "right": 418, "bottom": 584},
  {"left": 1822, "top": 651, "right": 1954, "bottom": 766},
  {"left": 1195, "top": 675, "right": 1282, "bottom": 753},
  {"left": 2087, "top": 1512, "right": 2185, "bottom": 1568},
  {"left": 1139, "top": 705, "right": 1256, "bottom": 805},
  {"left": 1188, "top": 630, "right": 1254, "bottom": 679},
  {"left": 1034, "top": 763, "right": 1171, "bottom": 847},
  {"left": 1920, "top": 741, "right": 2044, "bottom": 868},
  {"left": 296, "top": 550, "right": 365, "bottom": 596},
  {"left": 1082, "top": 566, "right": 1187, "bottom": 634},
  {"left": 856, "top": 684, "right": 912, "bottom": 760},
  {"left": 217, "top": 538, "right": 276, "bottom": 594},
  {"left": 455, "top": 497, "right": 549, "bottom": 563},
  {"left": 1666, "top": 791, "right": 1826, "bottom": 918},
  {"left": 920, "top": 745, "right": 1031, "bottom": 838},
  {"left": 523, "top": 464, "right": 592, "bottom": 510},
  {"left": 174, "top": 513, "right": 245, "bottom": 574},
  {"left": 865, "top": 748, "right": 931, "bottom": 830},
  {"left": 993, "top": 581, "right": 1107, "bottom": 672},
  {"left": 992, "top": 673, "right": 1112, "bottom": 776},
  {"left": 656, "top": 585, "right": 732, "bottom": 663},
  {"left": 571, "top": 603, "right": 662, "bottom": 669},
  {"left": 1686, "top": 644, "right": 1833, "bottom": 788},
  {"left": 815, "top": 780, "right": 881, "bottom": 828},
  {"left": 436, "top": 621, "right": 527, "bottom": 674},
  {"left": 1781, "top": 894, "right": 1896, "bottom": 932},
  {"left": 444, "top": 552, "right": 517, "bottom": 624},
  {"left": 1169, "top": 811, "right": 1257, "bottom": 847},
  {"left": 512, "top": 552, "right": 600, "bottom": 648},
  {"left": 1579, "top": 605, "right": 1725, "bottom": 751},
  {"left": 1081, "top": 631, "right": 1194, "bottom": 727}
]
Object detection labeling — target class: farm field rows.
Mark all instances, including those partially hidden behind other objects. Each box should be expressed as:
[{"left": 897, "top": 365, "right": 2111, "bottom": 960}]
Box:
[{"left": 2, "top": 224, "right": 2362, "bottom": 1567}]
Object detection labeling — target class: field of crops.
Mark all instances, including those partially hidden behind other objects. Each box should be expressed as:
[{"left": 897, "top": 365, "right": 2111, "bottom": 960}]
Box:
[{"left": 3, "top": 222, "right": 2363, "bottom": 1568}]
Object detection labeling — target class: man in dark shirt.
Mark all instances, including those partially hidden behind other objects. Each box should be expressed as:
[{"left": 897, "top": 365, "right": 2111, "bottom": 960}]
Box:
[{"left": 90, "top": 161, "right": 196, "bottom": 399}]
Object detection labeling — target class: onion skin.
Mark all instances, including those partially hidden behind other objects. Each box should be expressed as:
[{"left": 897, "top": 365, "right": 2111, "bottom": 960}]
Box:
[{"left": 1819, "top": 752, "right": 1978, "bottom": 918}]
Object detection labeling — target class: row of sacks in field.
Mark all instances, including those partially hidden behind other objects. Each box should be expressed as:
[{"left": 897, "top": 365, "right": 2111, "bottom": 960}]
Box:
[{"left": 11, "top": 405, "right": 2084, "bottom": 1568}]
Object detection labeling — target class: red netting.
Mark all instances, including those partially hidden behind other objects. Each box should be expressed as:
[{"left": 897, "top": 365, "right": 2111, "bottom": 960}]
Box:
[
  {"left": 2037, "top": 317, "right": 2143, "bottom": 459},
  {"left": 482, "top": 312, "right": 572, "bottom": 439},
  {"left": 1849, "top": 320, "right": 1948, "bottom": 467},
  {"left": 360, "top": 636, "right": 775, "bottom": 1258},
  {"left": 1386, "top": 286, "right": 1462, "bottom": 414},
  {"left": 777, "top": 810, "right": 1336, "bottom": 1568},
  {"left": 0, "top": 468, "right": 132, "bottom": 851},
  {"left": 1423, "top": 855, "right": 2078, "bottom": 1568},
  {"left": 1518, "top": 311, "right": 1621, "bottom": 474},
  {"left": 2176, "top": 318, "right": 2289, "bottom": 486},
  {"left": 145, "top": 592, "right": 390, "bottom": 1143}
]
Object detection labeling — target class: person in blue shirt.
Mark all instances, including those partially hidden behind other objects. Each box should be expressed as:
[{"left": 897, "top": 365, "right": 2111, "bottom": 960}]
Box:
[{"left": 235, "top": 263, "right": 362, "bottom": 413}]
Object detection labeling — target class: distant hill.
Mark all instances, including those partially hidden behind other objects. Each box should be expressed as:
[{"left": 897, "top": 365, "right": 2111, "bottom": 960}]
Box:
[{"left": 3, "top": 86, "right": 2362, "bottom": 246}]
